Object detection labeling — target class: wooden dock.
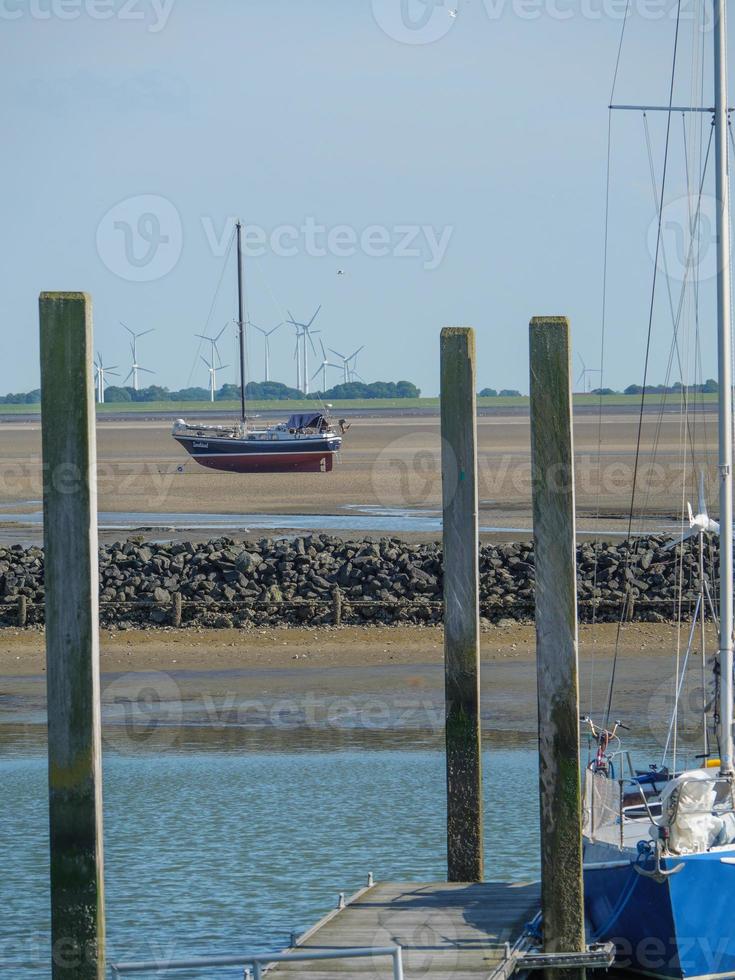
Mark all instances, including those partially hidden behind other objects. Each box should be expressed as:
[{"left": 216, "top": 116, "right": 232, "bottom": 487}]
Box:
[{"left": 269, "top": 880, "right": 540, "bottom": 978}]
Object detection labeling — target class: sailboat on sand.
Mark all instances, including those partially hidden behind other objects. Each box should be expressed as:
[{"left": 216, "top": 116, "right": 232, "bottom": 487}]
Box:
[{"left": 172, "top": 221, "right": 345, "bottom": 474}]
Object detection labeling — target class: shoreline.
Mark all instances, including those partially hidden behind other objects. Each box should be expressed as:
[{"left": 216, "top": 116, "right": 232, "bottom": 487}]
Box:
[
  {"left": 0, "top": 624, "right": 712, "bottom": 742},
  {"left": 0, "top": 621, "right": 704, "bottom": 676}
]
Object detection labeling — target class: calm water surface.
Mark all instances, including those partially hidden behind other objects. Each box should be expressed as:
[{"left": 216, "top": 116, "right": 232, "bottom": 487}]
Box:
[{"left": 1, "top": 733, "right": 541, "bottom": 979}]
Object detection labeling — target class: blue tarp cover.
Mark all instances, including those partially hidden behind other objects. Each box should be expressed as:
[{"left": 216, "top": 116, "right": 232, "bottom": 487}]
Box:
[{"left": 287, "top": 412, "right": 325, "bottom": 430}]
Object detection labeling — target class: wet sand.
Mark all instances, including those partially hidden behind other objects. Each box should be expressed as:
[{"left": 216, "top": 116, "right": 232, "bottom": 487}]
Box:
[
  {"left": 0, "top": 411, "right": 719, "bottom": 543},
  {"left": 0, "top": 623, "right": 714, "bottom": 739}
]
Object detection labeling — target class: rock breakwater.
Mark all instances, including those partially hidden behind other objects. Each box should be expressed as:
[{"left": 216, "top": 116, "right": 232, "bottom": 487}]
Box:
[{"left": 0, "top": 534, "right": 707, "bottom": 629}]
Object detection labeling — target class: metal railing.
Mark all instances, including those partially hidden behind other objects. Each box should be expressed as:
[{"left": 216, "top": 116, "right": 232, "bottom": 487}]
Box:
[{"left": 110, "top": 944, "right": 404, "bottom": 979}]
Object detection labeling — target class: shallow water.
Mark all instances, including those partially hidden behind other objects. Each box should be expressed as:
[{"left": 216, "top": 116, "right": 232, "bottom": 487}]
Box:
[
  {"left": 1, "top": 733, "right": 540, "bottom": 979},
  {"left": 0, "top": 505, "right": 678, "bottom": 538}
]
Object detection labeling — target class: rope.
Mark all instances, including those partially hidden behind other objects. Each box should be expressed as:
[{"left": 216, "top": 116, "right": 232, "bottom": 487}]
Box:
[
  {"left": 604, "top": 0, "right": 684, "bottom": 729},
  {"left": 589, "top": 0, "right": 631, "bottom": 717},
  {"left": 185, "top": 226, "right": 237, "bottom": 389}
]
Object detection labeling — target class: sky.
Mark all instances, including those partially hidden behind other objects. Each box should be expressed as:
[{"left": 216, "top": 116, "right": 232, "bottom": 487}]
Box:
[{"left": 1, "top": 0, "right": 730, "bottom": 397}]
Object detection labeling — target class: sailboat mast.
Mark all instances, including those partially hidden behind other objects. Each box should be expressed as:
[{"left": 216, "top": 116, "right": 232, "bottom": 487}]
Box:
[
  {"left": 714, "top": 0, "right": 734, "bottom": 775},
  {"left": 236, "top": 220, "right": 247, "bottom": 423}
]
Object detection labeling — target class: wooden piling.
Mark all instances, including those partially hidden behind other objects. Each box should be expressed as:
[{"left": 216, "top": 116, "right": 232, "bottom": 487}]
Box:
[
  {"left": 17, "top": 594, "right": 27, "bottom": 628},
  {"left": 440, "top": 326, "right": 483, "bottom": 883},
  {"left": 529, "top": 317, "right": 585, "bottom": 980},
  {"left": 40, "top": 292, "right": 105, "bottom": 979},
  {"left": 171, "top": 591, "right": 182, "bottom": 628},
  {"left": 332, "top": 586, "right": 343, "bottom": 627}
]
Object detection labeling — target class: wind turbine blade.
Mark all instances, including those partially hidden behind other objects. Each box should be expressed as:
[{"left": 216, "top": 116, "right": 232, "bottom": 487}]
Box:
[
  {"left": 310, "top": 368, "right": 322, "bottom": 382},
  {"left": 138, "top": 367, "right": 155, "bottom": 375},
  {"left": 307, "top": 331, "right": 318, "bottom": 355},
  {"left": 123, "top": 369, "right": 134, "bottom": 383},
  {"left": 688, "top": 501, "right": 695, "bottom": 527},
  {"left": 306, "top": 305, "right": 322, "bottom": 329},
  {"left": 329, "top": 348, "right": 346, "bottom": 360},
  {"left": 214, "top": 324, "right": 228, "bottom": 341},
  {"left": 201, "top": 356, "right": 211, "bottom": 368},
  {"left": 663, "top": 527, "right": 699, "bottom": 551},
  {"left": 138, "top": 328, "right": 155, "bottom": 338},
  {"left": 320, "top": 339, "right": 327, "bottom": 360},
  {"left": 120, "top": 321, "right": 134, "bottom": 336},
  {"left": 268, "top": 322, "right": 283, "bottom": 336},
  {"left": 348, "top": 345, "right": 365, "bottom": 360}
]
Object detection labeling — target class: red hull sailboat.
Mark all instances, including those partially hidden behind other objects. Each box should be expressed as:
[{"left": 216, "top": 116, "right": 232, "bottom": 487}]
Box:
[{"left": 172, "top": 221, "right": 344, "bottom": 474}]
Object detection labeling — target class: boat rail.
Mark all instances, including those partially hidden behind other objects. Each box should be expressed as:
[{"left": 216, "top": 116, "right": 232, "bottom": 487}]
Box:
[
  {"left": 109, "top": 944, "right": 404, "bottom": 978},
  {"left": 584, "top": 767, "right": 735, "bottom": 850}
]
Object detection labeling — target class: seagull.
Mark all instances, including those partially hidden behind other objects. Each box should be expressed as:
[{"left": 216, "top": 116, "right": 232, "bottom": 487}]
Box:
[
  {"left": 337, "top": 269, "right": 344, "bottom": 275},
  {"left": 448, "top": 7, "right": 458, "bottom": 16}
]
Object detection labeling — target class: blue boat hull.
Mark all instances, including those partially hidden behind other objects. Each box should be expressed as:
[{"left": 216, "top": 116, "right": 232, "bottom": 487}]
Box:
[{"left": 585, "top": 847, "right": 735, "bottom": 979}]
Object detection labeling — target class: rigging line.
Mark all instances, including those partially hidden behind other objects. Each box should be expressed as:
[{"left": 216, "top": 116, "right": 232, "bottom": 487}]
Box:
[
  {"left": 640, "top": 115, "right": 711, "bottom": 477},
  {"left": 635, "top": 122, "right": 714, "bottom": 525},
  {"left": 590, "top": 0, "right": 632, "bottom": 715},
  {"left": 186, "top": 227, "right": 237, "bottom": 389},
  {"left": 604, "top": 0, "right": 684, "bottom": 729}
]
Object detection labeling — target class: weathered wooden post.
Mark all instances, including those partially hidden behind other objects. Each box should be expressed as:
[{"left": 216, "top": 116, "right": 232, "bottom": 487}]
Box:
[
  {"left": 529, "top": 316, "right": 585, "bottom": 980},
  {"left": 17, "top": 594, "right": 27, "bottom": 628},
  {"left": 171, "top": 590, "right": 183, "bottom": 628},
  {"left": 40, "top": 292, "right": 105, "bottom": 979},
  {"left": 331, "top": 586, "right": 343, "bottom": 627},
  {"left": 440, "top": 326, "right": 483, "bottom": 882}
]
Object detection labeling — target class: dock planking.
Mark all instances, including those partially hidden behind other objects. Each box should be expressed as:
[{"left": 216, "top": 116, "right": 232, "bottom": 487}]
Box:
[{"left": 269, "top": 880, "right": 540, "bottom": 978}]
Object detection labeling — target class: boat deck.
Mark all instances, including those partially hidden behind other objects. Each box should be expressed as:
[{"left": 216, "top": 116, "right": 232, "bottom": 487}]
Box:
[{"left": 268, "top": 880, "right": 541, "bottom": 979}]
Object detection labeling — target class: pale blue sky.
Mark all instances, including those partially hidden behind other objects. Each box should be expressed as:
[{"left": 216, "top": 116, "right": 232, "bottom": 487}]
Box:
[{"left": 1, "top": 0, "right": 728, "bottom": 396}]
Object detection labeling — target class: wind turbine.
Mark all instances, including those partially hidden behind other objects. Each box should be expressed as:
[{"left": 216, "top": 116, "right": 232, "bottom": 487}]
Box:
[
  {"left": 201, "top": 355, "right": 229, "bottom": 402},
  {"left": 94, "top": 353, "right": 119, "bottom": 404},
  {"left": 195, "top": 324, "right": 228, "bottom": 374},
  {"left": 121, "top": 322, "right": 155, "bottom": 391},
  {"left": 251, "top": 321, "right": 282, "bottom": 382},
  {"left": 291, "top": 324, "right": 303, "bottom": 391},
  {"left": 666, "top": 472, "right": 720, "bottom": 549},
  {"left": 287, "top": 306, "right": 321, "bottom": 395},
  {"left": 576, "top": 354, "right": 601, "bottom": 394},
  {"left": 311, "top": 340, "right": 341, "bottom": 393},
  {"left": 329, "top": 344, "right": 365, "bottom": 384}
]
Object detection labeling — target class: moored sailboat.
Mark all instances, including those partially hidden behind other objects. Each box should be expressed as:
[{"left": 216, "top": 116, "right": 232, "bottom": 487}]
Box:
[
  {"left": 582, "top": 1, "right": 735, "bottom": 976},
  {"left": 172, "top": 221, "right": 345, "bottom": 473}
]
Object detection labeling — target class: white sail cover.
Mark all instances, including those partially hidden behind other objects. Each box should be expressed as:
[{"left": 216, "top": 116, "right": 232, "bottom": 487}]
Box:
[{"left": 658, "top": 770, "right": 735, "bottom": 854}]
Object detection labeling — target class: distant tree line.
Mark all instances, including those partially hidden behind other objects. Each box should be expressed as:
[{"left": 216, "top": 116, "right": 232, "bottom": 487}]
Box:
[
  {"left": 99, "top": 379, "right": 421, "bottom": 402},
  {"left": 591, "top": 379, "right": 719, "bottom": 396},
  {"left": 0, "top": 380, "right": 422, "bottom": 404},
  {"left": 1, "top": 389, "right": 41, "bottom": 404},
  {"left": 478, "top": 387, "right": 523, "bottom": 398}
]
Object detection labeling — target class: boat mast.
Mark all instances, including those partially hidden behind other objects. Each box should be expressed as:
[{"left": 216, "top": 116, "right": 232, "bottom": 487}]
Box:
[
  {"left": 236, "top": 219, "right": 247, "bottom": 423},
  {"left": 714, "top": 0, "right": 734, "bottom": 775}
]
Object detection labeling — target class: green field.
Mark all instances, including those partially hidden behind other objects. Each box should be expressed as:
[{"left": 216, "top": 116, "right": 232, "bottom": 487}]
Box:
[{"left": 0, "top": 392, "right": 719, "bottom": 416}]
